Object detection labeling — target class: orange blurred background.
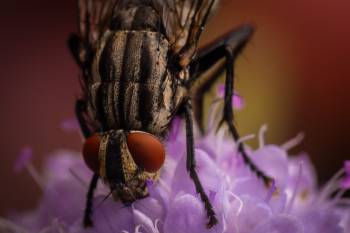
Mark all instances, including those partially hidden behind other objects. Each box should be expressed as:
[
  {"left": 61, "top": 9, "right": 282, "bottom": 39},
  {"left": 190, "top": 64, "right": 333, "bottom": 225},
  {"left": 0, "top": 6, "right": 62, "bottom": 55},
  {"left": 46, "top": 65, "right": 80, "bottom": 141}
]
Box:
[{"left": 1, "top": 0, "right": 349, "bottom": 215}]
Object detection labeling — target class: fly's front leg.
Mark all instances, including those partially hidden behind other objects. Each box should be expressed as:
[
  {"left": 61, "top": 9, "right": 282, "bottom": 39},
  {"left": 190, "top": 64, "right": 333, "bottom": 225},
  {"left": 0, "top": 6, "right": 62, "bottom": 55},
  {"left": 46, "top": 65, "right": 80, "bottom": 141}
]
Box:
[
  {"left": 183, "top": 100, "right": 218, "bottom": 228},
  {"left": 75, "top": 99, "right": 99, "bottom": 227},
  {"left": 189, "top": 25, "right": 273, "bottom": 186},
  {"left": 188, "top": 25, "right": 254, "bottom": 132},
  {"left": 220, "top": 29, "right": 274, "bottom": 187},
  {"left": 83, "top": 173, "right": 99, "bottom": 227}
]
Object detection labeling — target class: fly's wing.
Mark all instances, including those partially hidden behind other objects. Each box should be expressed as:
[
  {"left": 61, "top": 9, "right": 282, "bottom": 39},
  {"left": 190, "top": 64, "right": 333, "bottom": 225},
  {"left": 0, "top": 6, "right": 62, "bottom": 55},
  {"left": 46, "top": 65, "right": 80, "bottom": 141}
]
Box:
[
  {"left": 156, "top": 0, "right": 219, "bottom": 56},
  {"left": 69, "top": 0, "right": 117, "bottom": 78},
  {"left": 154, "top": 0, "right": 220, "bottom": 131},
  {"left": 69, "top": 0, "right": 117, "bottom": 133},
  {"left": 78, "top": 0, "right": 117, "bottom": 48},
  {"left": 70, "top": 0, "right": 219, "bottom": 74}
]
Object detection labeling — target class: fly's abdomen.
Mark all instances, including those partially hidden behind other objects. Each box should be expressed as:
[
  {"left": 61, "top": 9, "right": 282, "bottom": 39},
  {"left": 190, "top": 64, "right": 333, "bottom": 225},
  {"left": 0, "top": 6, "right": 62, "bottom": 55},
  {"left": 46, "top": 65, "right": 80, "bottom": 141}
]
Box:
[{"left": 87, "top": 30, "right": 184, "bottom": 135}]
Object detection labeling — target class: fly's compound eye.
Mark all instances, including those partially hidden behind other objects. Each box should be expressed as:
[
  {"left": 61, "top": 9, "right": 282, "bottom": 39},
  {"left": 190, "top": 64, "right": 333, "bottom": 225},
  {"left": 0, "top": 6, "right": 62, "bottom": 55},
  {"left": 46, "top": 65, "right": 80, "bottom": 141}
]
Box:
[
  {"left": 82, "top": 134, "right": 100, "bottom": 173},
  {"left": 126, "top": 132, "right": 165, "bottom": 173}
]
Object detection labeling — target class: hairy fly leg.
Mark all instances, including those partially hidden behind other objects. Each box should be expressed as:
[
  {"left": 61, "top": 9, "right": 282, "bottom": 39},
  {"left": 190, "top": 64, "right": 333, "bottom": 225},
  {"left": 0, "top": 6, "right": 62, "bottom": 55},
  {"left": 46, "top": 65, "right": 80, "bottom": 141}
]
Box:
[
  {"left": 83, "top": 173, "right": 99, "bottom": 227},
  {"left": 188, "top": 25, "right": 252, "bottom": 130},
  {"left": 183, "top": 100, "right": 218, "bottom": 228},
  {"left": 75, "top": 99, "right": 100, "bottom": 227},
  {"left": 189, "top": 25, "right": 273, "bottom": 186}
]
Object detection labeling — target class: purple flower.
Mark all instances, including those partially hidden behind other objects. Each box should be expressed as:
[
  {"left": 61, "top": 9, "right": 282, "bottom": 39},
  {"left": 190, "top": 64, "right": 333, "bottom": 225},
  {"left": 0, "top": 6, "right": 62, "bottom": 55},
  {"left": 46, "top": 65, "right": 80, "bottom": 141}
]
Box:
[
  {"left": 60, "top": 118, "right": 80, "bottom": 132},
  {"left": 3, "top": 100, "right": 350, "bottom": 233},
  {"left": 341, "top": 161, "right": 350, "bottom": 189},
  {"left": 217, "top": 84, "right": 244, "bottom": 110},
  {"left": 14, "top": 147, "right": 32, "bottom": 173}
]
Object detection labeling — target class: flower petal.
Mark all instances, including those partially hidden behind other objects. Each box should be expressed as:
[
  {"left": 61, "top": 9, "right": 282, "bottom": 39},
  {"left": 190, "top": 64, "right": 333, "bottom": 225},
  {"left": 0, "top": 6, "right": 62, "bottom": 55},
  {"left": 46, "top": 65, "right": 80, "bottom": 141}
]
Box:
[
  {"left": 14, "top": 147, "right": 32, "bottom": 173},
  {"left": 341, "top": 160, "right": 350, "bottom": 189},
  {"left": 132, "top": 207, "right": 159, "bottom": 233},
  {"left": 235, "top": 195, "right": 272, "bottom": 233},
  {"left": 251, "top": 214, "right": 303, "bottom": 233},
  {"left": 251, "top": 145, "right": 289, "bottom": 189},
  {"left": 298, "top": 208, "right": 344, "bottom": 233},
  {"left": 163, "top": 194, "right": 222, "bottom": 233}
]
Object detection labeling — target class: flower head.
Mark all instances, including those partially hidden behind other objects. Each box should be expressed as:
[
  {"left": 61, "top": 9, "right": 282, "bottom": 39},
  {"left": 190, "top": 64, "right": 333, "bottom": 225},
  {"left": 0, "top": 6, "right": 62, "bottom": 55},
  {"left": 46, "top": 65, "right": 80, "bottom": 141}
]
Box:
[{"left": 3, "top": 98, "right": 350, "bottom": 233}]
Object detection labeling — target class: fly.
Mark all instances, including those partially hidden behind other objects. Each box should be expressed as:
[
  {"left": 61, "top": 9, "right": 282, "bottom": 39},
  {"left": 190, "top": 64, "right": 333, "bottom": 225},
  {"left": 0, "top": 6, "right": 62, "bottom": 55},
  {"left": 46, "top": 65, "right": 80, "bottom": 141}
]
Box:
[{"left": 68, "top": 0, "right": 273, "bottom": 228}]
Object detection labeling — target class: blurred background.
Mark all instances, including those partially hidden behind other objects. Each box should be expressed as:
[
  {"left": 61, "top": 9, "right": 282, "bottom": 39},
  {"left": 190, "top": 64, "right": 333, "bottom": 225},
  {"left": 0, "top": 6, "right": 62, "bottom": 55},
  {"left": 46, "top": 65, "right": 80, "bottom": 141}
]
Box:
[{"left": 1, "top": 0, "right": 349, "bottom": 215}]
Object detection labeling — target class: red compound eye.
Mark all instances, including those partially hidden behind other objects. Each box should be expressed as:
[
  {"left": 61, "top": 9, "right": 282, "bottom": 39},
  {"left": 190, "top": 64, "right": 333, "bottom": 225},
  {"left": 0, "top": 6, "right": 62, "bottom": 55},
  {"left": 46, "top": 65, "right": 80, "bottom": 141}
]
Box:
[
  {"left": 82, "top": 134, "right": 100, "bottom": 173},
  {"left": 127, "top": 132, "right": 165, "bottom": 173}
]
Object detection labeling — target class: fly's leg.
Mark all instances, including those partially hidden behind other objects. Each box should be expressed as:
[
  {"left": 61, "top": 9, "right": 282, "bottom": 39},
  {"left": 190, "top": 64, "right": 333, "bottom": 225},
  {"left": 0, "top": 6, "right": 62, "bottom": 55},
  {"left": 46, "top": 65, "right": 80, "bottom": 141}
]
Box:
[
  {"left": 219, "top": 28, "right": 274, "bottom": 186},
  {"left": 188, "top": 25, "right": 273, "bottom": 186},
  {"left": 188, "top": 25, "right": 253, "bottom": 130},
  {"left": 83, "top": 173, "right": 99, "bottom": 227},
  {"left": 75, "top": 99, "right": 99, "bottom": 227},
  {"left": 183, "top": 100, "right": 218, "bottom": 228}
]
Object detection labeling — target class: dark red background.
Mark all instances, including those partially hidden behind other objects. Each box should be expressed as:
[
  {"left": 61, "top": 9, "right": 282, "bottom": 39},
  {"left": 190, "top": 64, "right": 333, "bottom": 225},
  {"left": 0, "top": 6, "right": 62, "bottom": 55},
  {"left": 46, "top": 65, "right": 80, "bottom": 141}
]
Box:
[{"left": 1, "top": 0, "right": 349, "bottom": 215}]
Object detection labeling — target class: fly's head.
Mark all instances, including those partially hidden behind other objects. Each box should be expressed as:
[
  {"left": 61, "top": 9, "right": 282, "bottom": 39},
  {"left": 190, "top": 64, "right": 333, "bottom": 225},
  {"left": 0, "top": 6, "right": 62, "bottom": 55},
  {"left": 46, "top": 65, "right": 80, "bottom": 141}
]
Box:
[{"left": 82, "top": 130, "right": 165, "bottom": 204}]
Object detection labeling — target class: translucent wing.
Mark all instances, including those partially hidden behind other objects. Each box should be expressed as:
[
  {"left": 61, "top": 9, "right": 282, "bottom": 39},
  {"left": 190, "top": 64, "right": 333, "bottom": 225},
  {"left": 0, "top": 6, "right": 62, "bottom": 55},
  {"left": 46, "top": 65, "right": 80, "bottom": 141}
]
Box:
[
  {"left": 79, "top": 0, "right": 117, "bottom": 47},
  {"left": 69, "top": 0, "right": 118, "bottom": 133},
  {"left": 70, "top": 0, "right": 117, "bottom": 68},
  {"left": 71, "top": 0, "right": 219, "bottom": 67},
  {"left": 156, "top": 0, "right": 220, "bottom": 54}
]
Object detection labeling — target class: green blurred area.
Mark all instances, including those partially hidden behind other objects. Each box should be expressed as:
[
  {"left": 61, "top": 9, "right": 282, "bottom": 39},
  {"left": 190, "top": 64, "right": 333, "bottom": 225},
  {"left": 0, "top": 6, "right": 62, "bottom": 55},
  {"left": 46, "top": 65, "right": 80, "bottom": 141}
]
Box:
[{"left": 200, "top": 7, "right": 298, "bottom": 150}]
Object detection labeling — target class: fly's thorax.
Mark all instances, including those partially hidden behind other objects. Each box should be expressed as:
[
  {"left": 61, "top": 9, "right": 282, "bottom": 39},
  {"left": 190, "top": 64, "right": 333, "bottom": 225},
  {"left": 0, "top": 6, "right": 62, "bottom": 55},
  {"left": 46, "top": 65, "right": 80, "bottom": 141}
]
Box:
[
  {"left": 92, "top": 30, "right": 170, "bottom": 84},
  {"left": 86, "top": 29, "right": 187, "bottom": 134},
  {"left": 110, "top": 3, "right": 166, "bottom": 35},
  {"left": 98, "top": 130, "right": 159, "bottom": 204}
]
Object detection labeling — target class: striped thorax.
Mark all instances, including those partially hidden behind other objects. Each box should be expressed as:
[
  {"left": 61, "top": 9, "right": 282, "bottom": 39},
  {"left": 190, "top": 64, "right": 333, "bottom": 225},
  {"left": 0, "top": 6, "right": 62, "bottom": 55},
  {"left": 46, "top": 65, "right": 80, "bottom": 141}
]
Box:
[{"left": 87, "top": 30, "right": 186, "bottom": 136}]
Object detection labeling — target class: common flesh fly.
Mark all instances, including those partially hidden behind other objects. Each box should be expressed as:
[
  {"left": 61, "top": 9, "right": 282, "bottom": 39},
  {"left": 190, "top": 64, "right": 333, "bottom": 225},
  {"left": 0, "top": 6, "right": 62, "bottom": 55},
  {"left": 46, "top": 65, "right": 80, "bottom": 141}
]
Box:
[{"left": 68, "top": 0, "right": 272, "bottom": 228}]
